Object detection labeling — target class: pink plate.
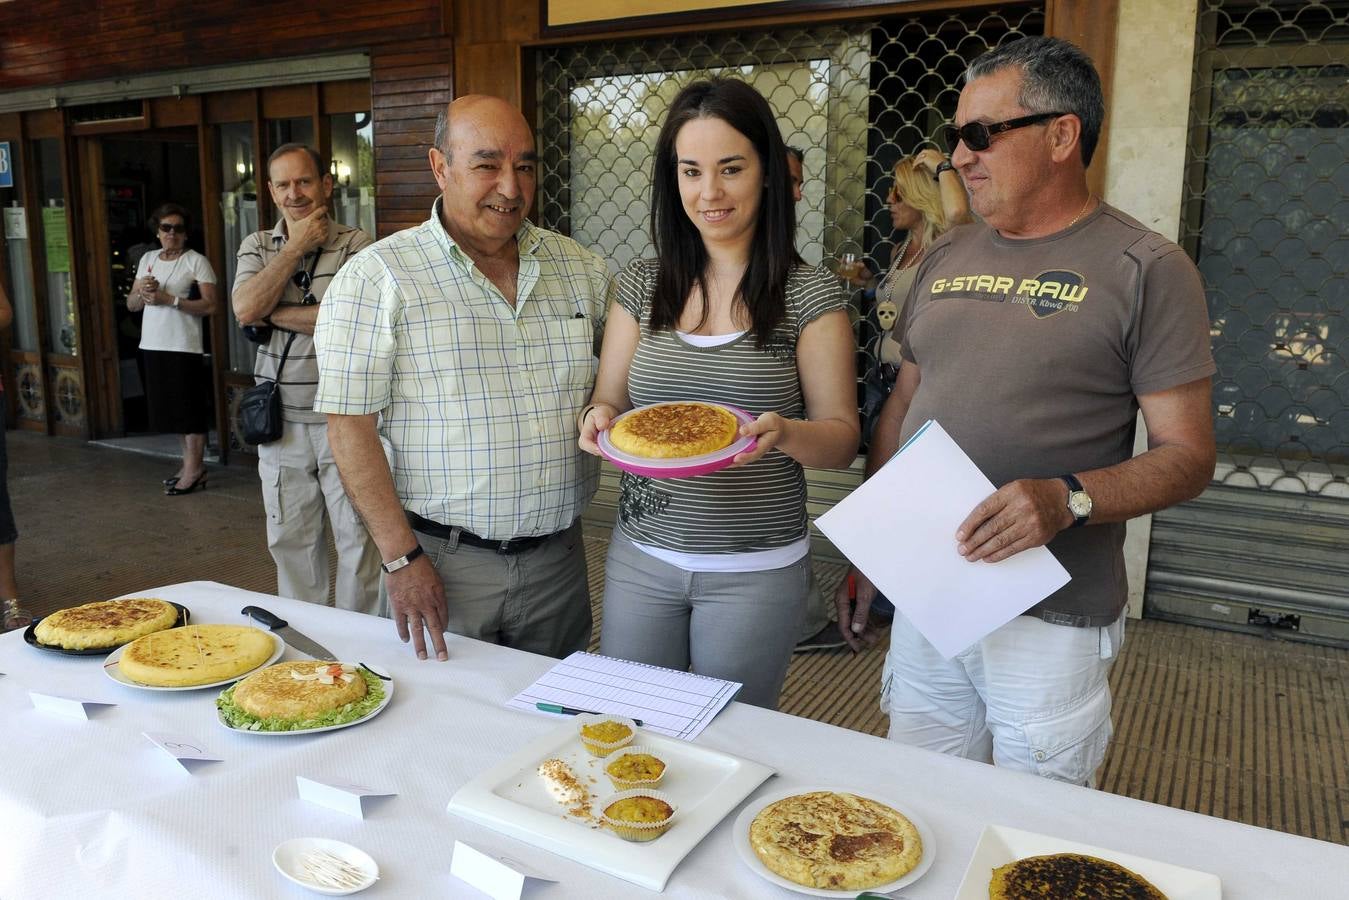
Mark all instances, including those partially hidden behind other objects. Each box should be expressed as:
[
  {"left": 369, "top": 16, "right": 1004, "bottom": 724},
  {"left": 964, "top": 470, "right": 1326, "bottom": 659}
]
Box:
[{"left": 598, "top": 402, "right": 758, "bottom": 479}]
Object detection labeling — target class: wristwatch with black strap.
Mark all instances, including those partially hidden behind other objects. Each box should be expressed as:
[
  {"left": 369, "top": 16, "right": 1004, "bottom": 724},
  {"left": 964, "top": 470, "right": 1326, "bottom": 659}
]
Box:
[
  {"left": 933, "top": 159, "right": 955, "bottom": 181},
  {"left": 1060, "top": 474, "right": 1092, "bottom": 528},
  {"left": 381, "top": 543, "right": 424, "bottom": 573}
]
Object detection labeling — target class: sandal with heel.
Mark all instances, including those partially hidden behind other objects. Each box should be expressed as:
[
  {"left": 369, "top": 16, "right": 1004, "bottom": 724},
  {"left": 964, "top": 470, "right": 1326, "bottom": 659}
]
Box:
[{"left": 165, "top": 473, "right": 207, "bottom": 496}]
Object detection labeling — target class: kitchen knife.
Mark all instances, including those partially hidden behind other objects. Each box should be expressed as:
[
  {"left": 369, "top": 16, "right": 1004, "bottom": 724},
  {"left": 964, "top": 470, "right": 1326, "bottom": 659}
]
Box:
[{"left": 240, "top": 605, "right": 338, "bottom": 660}]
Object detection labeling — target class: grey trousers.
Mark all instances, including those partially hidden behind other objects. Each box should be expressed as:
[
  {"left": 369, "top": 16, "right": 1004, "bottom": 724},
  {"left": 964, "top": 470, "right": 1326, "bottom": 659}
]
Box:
[
  {"left": 412, "top": 518, "right": 592, "bottom": 659},
  {"left": 258, "top": 420, "right": 382, "bottom": 615},
  {"left": 599, "top": 529, "right": 812, "bottom": 710}
]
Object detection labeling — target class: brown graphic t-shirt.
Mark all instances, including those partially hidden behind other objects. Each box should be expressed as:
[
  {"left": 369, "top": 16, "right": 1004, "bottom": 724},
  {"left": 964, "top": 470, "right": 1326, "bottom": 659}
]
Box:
[{"left": 899, "top": 203, "right": 1215, "bottom": 624}]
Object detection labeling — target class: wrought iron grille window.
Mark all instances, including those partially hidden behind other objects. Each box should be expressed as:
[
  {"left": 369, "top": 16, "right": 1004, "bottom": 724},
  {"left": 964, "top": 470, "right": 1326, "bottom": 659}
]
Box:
[
  {"left": 1184, "top": 0, "right": 1349, "bottom": 496},
  {"left": 533, "top": 8, "right": 1043, "bottom": 440}
]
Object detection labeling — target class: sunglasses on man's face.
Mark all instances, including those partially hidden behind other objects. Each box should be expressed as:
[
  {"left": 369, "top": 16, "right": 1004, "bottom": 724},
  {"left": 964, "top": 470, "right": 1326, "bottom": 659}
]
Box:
[
  {"left": 292, "top": 268, "right": 317, "bottom": 305},
  {"left": 942, "top": 111, "right": 1067, "bottom": 153},
  {"left": 158, "top": 223, "right": 187, "bottom": 234}
]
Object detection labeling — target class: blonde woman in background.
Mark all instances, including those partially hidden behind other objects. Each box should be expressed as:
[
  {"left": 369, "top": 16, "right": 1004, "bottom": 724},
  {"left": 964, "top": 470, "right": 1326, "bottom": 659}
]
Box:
[{"left": 843, "top": 147, "right": 972, "bottom": 365}]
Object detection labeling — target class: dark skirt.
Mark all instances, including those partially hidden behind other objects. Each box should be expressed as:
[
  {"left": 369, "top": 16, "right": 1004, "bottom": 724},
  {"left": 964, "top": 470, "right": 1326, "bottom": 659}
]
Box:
[
  {"left": 0, "top": 422, "right": 15, "bottom": 544},
  {"left": 143, "top": 350, "right": 211, "bottom": 435}
]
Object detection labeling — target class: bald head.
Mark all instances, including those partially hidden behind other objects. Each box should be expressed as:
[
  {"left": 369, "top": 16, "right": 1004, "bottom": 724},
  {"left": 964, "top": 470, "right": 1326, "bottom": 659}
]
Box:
[
  {"left": 434, "top": 95, "right": 532, "bottom": 160},
  {"left": 429, "top": 94, "right": 539, "bottom": 256}
]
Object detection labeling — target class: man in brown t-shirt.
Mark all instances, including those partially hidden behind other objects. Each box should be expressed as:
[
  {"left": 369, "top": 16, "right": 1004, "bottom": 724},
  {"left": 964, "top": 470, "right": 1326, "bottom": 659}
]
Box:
[{"left": 837, "top": 37, "right": 1216, "bottom": 785}]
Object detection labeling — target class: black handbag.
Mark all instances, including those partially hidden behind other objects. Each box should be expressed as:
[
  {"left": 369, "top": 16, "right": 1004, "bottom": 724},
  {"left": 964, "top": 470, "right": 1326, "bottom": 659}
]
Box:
[{"left": 239, "top": 331, "right": 297, "bottom": 445}]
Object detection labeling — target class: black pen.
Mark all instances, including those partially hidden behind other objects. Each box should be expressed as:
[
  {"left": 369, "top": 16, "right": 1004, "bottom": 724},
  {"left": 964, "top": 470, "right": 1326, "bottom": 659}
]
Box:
[{"left": 536, "top": 701, "right": 643, "bottom": 727}]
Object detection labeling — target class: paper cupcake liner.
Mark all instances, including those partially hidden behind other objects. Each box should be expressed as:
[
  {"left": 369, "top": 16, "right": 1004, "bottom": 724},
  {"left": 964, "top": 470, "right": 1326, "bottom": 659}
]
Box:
[
  {"left": 575, "top": 713, "right": 638, "bottom": 757},
  {"left": 603, "top": 745, "right": 668, "bottom": 791},
  {"left": 598, "top": 788, "right": 677, "bottom": 842}
]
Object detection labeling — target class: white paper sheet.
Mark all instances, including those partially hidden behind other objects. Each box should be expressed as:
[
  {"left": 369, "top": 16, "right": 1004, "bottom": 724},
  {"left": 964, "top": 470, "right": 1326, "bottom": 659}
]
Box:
[
  {"left": 814, "top": 419, "right": 1071, "bottom": 658},
  {"left": 506, "top": 651, "right": 740, "bottom": 740}
]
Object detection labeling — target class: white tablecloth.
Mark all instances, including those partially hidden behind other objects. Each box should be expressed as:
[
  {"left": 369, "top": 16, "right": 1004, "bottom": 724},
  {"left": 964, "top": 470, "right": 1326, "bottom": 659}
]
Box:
[{"left": 2, "top": 582, "right": 1346, "bottom": 899}]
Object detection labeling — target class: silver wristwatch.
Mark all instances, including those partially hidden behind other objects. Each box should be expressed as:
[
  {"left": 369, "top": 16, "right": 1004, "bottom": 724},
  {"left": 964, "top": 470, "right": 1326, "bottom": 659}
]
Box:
[
  {"left": 1060, "top": 474, "right": 1092, "bottom": 528},
  {"left": 381, "top": 543, "right": 424, "bottom": 573}
]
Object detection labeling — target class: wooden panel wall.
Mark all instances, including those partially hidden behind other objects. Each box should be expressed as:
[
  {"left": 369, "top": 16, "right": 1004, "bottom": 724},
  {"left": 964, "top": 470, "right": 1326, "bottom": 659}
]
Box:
[
  {"left": 454, "top": 0, "right": 540, "bottom": 103},
  {"left": 370, "top": 38, "right": 454, "bottom": 238},
  {"left": 0, "top": 0, "right": 444, "bottom": 90},
  {"left": 1046, "top": 0, "right": 1120, "bottom": 197}
]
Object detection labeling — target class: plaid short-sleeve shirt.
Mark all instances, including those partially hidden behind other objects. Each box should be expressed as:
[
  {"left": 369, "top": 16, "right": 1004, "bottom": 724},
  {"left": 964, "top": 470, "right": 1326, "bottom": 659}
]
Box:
[
  {"left": 234, "top": 220, "right": 373, "bottom": 423},
  {"left": 313, "top": 201, "right": 609, "bottom": 540}
]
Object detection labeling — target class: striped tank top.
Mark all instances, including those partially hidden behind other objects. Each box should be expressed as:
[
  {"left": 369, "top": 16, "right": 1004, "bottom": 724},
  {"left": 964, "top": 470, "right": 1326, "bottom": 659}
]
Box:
[{"left": 613, "top": 258, "right": 847, "bottom": 553}]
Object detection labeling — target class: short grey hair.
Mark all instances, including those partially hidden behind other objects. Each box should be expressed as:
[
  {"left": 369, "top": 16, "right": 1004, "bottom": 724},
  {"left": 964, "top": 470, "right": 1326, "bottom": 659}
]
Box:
[
  {"left": 965, "top": 36, "right": 1105, "bottom": 167},
  {"left": 434, "top": 107, "right": 451, "bottom": 160},
  {"left": 267, "top": 143, "right": 325, "bottom": 179}
]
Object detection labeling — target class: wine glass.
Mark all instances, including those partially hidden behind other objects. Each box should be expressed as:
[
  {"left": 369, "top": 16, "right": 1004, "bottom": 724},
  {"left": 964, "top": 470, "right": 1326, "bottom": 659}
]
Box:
[
  {"left": 837, "top": 252, "right": 865, "bottom": 286},
  {"left": 2, "top": 598, "right": 32, "bottom": 632}
]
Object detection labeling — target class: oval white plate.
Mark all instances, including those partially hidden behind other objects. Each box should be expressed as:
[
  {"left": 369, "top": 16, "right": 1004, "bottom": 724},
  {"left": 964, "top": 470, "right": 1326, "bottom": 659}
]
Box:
[
  {"left": 102, "top": 630, "right": 284, "bottom": 691},
  {"left": 216, "top": 671, "right": 395, "bottom": 735},
  {"left": 273, "top": 837, "right": 378, "bottom": 895},
  {"left": 732, "top": 786, "right": 936, "bottom": 897}
]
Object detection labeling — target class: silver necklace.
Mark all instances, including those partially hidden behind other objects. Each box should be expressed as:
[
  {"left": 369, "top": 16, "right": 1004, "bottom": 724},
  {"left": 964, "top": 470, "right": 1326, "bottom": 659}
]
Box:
[{"left": 876, "top": 233, "right": 920, "bottom": 300}]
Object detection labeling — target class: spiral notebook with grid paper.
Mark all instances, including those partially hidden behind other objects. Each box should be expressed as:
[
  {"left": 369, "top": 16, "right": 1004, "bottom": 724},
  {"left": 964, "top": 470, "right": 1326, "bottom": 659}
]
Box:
[{"left": 506, "top": 651, "right": 742, "bottom": 740}]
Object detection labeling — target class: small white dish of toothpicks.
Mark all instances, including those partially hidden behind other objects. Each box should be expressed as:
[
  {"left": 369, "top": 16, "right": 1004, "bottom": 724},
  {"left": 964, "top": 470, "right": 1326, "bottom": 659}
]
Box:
[{"left": 273, "top": 837, "right": 379, "bottom": 895}]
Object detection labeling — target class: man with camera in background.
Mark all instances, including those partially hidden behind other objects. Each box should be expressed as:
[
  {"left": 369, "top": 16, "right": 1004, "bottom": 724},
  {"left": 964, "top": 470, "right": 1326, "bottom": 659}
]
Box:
[{"left": 232, "top": 142, "right": 381, "bottom": 614}]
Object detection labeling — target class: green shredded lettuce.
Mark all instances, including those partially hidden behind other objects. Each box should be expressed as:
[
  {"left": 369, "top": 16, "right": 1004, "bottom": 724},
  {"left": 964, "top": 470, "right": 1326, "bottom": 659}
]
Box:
[{"left": 216, "top": 668, "right": 386, "bottom": 732}]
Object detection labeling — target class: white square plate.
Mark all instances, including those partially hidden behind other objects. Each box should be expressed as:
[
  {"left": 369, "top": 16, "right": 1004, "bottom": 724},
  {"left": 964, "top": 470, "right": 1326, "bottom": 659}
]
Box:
[
  {"left": 447, "top": 720, "right": 774, "bottom": 892},
  {"left": 955, "top": 824, "right": 1222, "bottom": 899}
]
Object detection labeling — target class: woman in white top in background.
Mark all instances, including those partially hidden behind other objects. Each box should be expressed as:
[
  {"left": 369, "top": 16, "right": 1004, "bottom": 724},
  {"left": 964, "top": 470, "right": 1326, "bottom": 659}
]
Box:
[{"left": 126, "top": 204, "right": 219, "bottom": 495}]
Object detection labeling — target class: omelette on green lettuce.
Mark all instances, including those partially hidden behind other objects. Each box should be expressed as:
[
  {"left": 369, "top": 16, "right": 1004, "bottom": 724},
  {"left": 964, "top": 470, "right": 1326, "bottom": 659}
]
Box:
[{"left": 217, "top": 668, "right": 385, "bottom": 732}]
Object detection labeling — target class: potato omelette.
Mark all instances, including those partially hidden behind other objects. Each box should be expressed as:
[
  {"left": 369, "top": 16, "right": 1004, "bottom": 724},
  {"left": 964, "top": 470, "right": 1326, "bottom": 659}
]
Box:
[
  {"left": 749, "top": 791, "right": 922, "bottom": 890},
  {"left": 988, "top": 853, "right": 1168, "bottom": 899},
  {"left": 35, "top": 597, "right": 178, "bottom": 650},
  {"left": 232, "top": 662, "right": 368, "bottom": 720},
  {"left": 609, "top": 402, "right": 739, "bottom": 459},
  {"left": 118, "top": 623, "right": 273, "bottom": 686}
]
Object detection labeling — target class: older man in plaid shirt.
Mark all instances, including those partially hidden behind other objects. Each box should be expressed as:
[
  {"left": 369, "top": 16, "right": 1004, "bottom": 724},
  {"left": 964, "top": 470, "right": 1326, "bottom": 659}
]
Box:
[{"left": 315, "top": 95, "right": 609, "bottom": 662}]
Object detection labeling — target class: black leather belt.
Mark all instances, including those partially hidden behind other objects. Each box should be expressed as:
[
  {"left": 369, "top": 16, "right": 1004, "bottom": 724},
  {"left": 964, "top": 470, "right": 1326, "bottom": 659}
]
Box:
[{"left": 406, "top": 511, "right": 562, "bottom": 555}]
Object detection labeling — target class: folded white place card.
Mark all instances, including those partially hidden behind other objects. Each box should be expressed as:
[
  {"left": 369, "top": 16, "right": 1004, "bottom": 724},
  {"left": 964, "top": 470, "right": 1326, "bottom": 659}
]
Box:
[
  {"left": 29, "top": 691, "right": 115, "bottom": 720},
  {"left": 814, "top": 419, "right": 1071, "bottom": 658},
  {"left": 450, "top": 840, "right": 557, "bottom": 900},
  {"left": 143, "top": 732, "right": 222, "bottom": 771},
  {"left": 297, "top": 775, "right": 396, "bottom": 819}
]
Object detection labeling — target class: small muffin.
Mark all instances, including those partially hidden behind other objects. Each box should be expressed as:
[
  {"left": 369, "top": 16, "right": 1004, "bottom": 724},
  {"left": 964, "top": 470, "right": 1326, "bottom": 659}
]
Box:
[
  {"left": 577, "top": 714, "right": 637, "bottom": 757},
  {"left": 604, "top": 746, "right": 667, "bottom": 791},
  {"left": 600, "top": 789, "right": 676, "bottom": 842}
]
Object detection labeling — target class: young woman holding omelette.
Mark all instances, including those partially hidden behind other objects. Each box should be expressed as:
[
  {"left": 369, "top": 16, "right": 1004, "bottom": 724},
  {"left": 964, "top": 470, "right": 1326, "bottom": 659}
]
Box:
[{"left": 579, "top": 78, "right": 859, "bottom": 708}]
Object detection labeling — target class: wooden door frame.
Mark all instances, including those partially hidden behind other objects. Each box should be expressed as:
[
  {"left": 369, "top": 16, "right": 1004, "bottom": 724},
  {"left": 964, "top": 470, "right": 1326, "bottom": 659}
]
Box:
[
  {"left": 74, "top": 136, "right": 117, "bottom": 437},
  {"left": 74, "top": 127, "right": 207, "bottom": 441}
]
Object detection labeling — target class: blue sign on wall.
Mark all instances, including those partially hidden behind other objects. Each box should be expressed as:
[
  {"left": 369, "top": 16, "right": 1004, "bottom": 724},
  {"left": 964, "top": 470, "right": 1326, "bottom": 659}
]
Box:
[{"left": 0, "top": 142, "right": 12, "bottom": 189}]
